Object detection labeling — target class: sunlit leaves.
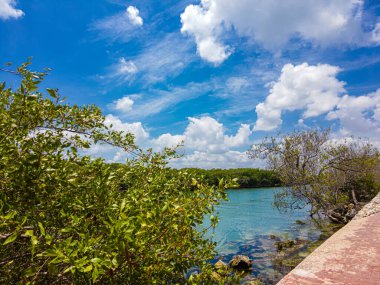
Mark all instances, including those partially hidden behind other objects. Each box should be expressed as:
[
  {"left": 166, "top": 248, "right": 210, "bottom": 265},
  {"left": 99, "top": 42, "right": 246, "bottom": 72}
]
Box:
[
  {"left": 3, "top": 232, "right": 18, "bottom": 245},
  {"left": 0, "top": 61, "right": 229, "bottom": 284}
]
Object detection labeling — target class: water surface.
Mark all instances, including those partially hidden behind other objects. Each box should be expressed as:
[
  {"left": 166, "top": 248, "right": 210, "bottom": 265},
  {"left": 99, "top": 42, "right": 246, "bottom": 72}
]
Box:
[{"left": 203, "top": 187, "right": 323, "bottom": 283}]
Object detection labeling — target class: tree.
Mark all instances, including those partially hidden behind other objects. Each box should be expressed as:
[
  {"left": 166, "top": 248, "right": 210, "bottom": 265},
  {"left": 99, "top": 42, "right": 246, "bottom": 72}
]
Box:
[
  {"left": 0, "top": 61, "right": 231, "bottom": 284},
  {"left": 248, "top": 129, "right": 380, "bottom": 223}
]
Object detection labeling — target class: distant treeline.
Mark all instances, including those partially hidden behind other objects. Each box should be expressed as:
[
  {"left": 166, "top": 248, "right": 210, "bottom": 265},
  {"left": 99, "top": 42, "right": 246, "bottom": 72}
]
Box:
[
  {"left": 110, "top": 164, "right": 282, "bottom": 189},
  {"left": 180, "top": 168, "right": 281, "bottom": 188}
]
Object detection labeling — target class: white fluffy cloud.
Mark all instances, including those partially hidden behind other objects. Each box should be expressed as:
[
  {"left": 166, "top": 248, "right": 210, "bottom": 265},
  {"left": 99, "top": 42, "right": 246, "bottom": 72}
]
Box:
[
  {"left": 152, "top": 116, "right": 253, "bottom": 168},
  {"left": 0, "top": 0, "right": 24, "bottom": 20},
  {"left": 111, "top": 96, "right": 134, "bottom": 112},
  {"left": 85, "top": 115, "right": 255, "bottom": 168},
  {"left": 254, "top": 62, "right": 380, "bottom": 142},
  {"left": 126, "top": 6, "right": 143, "bottom": 26},
  {"left": 180, "top": 1, "right": 231, "bottom": 64},
  {"left": 224, "top": 124, "right": 252, "bottom": 147},
  {"left": 327, "top": 89, "right": 380, "bottom": 137},
  {"left": 170, "top": 150, "right": 255, "bottom": 169},
  {"left": 104, "top": 114, "right": 149, "bottom": 145},
  {"left": 178, "top": 116, "right": 251, "bottom": 151},
  {"left": 152, "top": 133, "right": 184, "bottom": 149},
  {"left": 181, "top": 0, "right": 378, "bottom": 63},
  {"left": 254, "top": 63, "right": 345, "bottom": 131}
]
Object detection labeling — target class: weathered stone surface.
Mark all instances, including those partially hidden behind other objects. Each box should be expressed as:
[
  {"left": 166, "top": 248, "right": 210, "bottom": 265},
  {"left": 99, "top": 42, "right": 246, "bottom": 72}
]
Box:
[
  {"left": 354, "top": 193, "right": 380, "bottom": 220},
  {"left": 277, "top": 193, "right": 380, "bottom": 285},
  {"left": 211, "top": 271, "right": 222, "bottom": 282},
  {"left": 229, "top": 255, "right": 253, "bottom": 270},
  {"left": 214, "top": 260, "right": 228, "bottom": 271}
]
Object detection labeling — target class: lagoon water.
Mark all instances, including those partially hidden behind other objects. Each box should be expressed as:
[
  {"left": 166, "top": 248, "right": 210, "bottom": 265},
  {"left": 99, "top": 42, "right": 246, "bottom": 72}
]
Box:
[{"left": 203, "top": 187, "right": 323, "bottom": 283}]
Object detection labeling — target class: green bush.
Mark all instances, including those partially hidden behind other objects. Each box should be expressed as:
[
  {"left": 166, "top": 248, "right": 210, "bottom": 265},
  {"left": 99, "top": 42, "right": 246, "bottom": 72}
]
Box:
[{"left": 0, "top": 61, "right": 230, "bottom": 284}]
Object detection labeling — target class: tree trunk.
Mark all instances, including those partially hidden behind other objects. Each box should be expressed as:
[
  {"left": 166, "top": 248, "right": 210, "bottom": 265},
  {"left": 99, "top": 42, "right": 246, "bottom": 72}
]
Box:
[{"left": 351, "top": 189, "right": 358, "bottom": 205}]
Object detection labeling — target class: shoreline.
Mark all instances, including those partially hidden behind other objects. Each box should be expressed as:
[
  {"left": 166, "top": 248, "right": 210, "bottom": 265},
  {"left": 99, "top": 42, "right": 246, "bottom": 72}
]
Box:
[{"left": 277, "top": 192, "right": 380, "bottom": 284}]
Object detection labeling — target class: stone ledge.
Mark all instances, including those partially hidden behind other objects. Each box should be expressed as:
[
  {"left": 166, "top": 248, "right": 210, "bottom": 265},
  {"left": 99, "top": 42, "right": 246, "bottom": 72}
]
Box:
[
  {"left": 353, "top": 193, "right": 380, "bottom": 220},
  {"left": 277, "top": 193, "right": 380, "bottom": 285}
]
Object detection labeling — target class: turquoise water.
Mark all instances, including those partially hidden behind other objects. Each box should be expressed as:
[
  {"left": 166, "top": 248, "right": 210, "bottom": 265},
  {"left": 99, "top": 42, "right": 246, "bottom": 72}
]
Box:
[{"left": 203, "top": 187, "right": 323, "bottom": 283}]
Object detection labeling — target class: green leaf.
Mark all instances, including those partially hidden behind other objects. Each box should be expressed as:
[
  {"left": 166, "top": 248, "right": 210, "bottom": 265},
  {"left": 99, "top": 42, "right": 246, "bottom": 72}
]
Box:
[
  {"left": 83, "top": 264, "right": 93, "bottom": 272},
  {"left": 31, "top": 236, "right": 38, "bottom": 246},
  {"left": 63, "top": 266, "right": 75, "bottom": 274},
  {"left": 91, "top": 258, "right": 101, "bottom": 264},
  {"left": 3, "top": 232, "right": 18, "bottom": 245},
  {"left": 92, "top": 266, "right": 99, "bottom": 282},
  {"left": 46, "top": 88, "right": 57, "bottom": 98},
  {"left": 38, "top": 222, "right": 46, "bottom": 236},
  {"left": 22, "top": 266, "right": 38, "bottom": 277},
  {"left": 24, "top": 230, "right": 34, "bottom": 237}
]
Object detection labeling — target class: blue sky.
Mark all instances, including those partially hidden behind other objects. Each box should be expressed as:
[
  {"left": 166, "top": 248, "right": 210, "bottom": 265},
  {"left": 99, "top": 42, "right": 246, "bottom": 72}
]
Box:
[{"left": 1, "top": 0, "right": 380, "bottom": 168}]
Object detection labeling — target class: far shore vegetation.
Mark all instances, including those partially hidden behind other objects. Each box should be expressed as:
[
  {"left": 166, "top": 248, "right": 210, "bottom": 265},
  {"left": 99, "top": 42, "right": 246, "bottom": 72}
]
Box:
[{"left": 110, "top": 166, "right": 282, "bottom": 189}]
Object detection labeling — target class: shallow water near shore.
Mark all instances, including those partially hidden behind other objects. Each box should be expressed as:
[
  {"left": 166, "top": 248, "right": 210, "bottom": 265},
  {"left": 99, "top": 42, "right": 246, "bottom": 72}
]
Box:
[{"left": 202, "top": 187, "right": 326, "bottom": 284}]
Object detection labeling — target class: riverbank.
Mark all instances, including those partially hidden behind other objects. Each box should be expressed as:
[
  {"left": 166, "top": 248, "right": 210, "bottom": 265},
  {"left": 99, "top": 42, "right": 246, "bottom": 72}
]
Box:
[
  {"left": 205, "top": 188, "right": 340, "bottom": 284},
  {"left": 277, "top": 192, "right": 380, "bottom": 285}
]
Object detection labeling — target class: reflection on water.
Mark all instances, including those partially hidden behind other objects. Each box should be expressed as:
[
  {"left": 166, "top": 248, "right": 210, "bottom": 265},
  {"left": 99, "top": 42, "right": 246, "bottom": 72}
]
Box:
[{"left": 203, "top": 188, "right": 323, "bottom": 284}]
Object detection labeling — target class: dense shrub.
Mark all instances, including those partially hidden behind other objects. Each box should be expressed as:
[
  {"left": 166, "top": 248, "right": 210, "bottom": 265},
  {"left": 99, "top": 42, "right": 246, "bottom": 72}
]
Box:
[{"left": 0, "top": 62, "right": 230, "bottom": 284}]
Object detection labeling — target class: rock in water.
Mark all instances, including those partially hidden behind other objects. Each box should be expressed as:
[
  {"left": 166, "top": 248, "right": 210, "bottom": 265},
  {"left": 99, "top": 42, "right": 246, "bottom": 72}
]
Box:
[
  {"left": 211, "top": 271, "right": 222, "bottom": 282},
  {"left": 214, "top": 260, "right": 229, "bottom": 276},
  {"left": 229, "top": 255, "right": 253, "bottom": 270},
  {"left": 215, "top": 260, "right": 228, "bottom": 271}
]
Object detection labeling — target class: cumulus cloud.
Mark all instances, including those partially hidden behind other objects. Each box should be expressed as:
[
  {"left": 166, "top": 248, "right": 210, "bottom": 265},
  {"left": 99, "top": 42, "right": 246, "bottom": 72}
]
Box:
[
  {"left": 126, "top": 6, "right": 143, "bottom": 26},
  {"left": 152, "top": 133, "right": 184, "bottom": 150},
  {"left": 170, "top": 150, "right": 255, "bottom": 169},
  {"left": 225, "top": 124, "right": 252, "bottom": 147},
  {"left": 181, "top": 0, "right": 378, "bottom": 63},
  {"left": 254, "top": 63, "right": 345, "bottom": 131},
  {"left": 84, "top": 114, "right": 255, "bottom": 168},
  {"left": 180, "top": 1, "right": 231, "bottom": 64},
  {"left": 327, "top": 89, "right": 380, "bottom": 137},
  {"left": 254, "top": 62, "right": 380, "bottom": 144},
  {"left": 104, "top": 114, "right": 149, "bottom": 145},
  {"left": 0, "top": 0, "right": 24, "bottom": 20},
  {"left": 110, "top": 96, "right": 134, "bottom": 113},
  {"left": 92, "top": 6, "right": 143, "bottom": 41},
  {"left": 152, "top": 116, "right": 253, "bottom": 168}
]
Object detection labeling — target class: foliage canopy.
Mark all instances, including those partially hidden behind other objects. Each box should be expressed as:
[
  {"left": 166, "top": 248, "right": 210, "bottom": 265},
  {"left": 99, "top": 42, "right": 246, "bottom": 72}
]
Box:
[
  {"left": 248, "top": 129, "right": 380, "bottom": 221},
  {"left": 0, "top": 61, "right": 231, "bottom": 284}
]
